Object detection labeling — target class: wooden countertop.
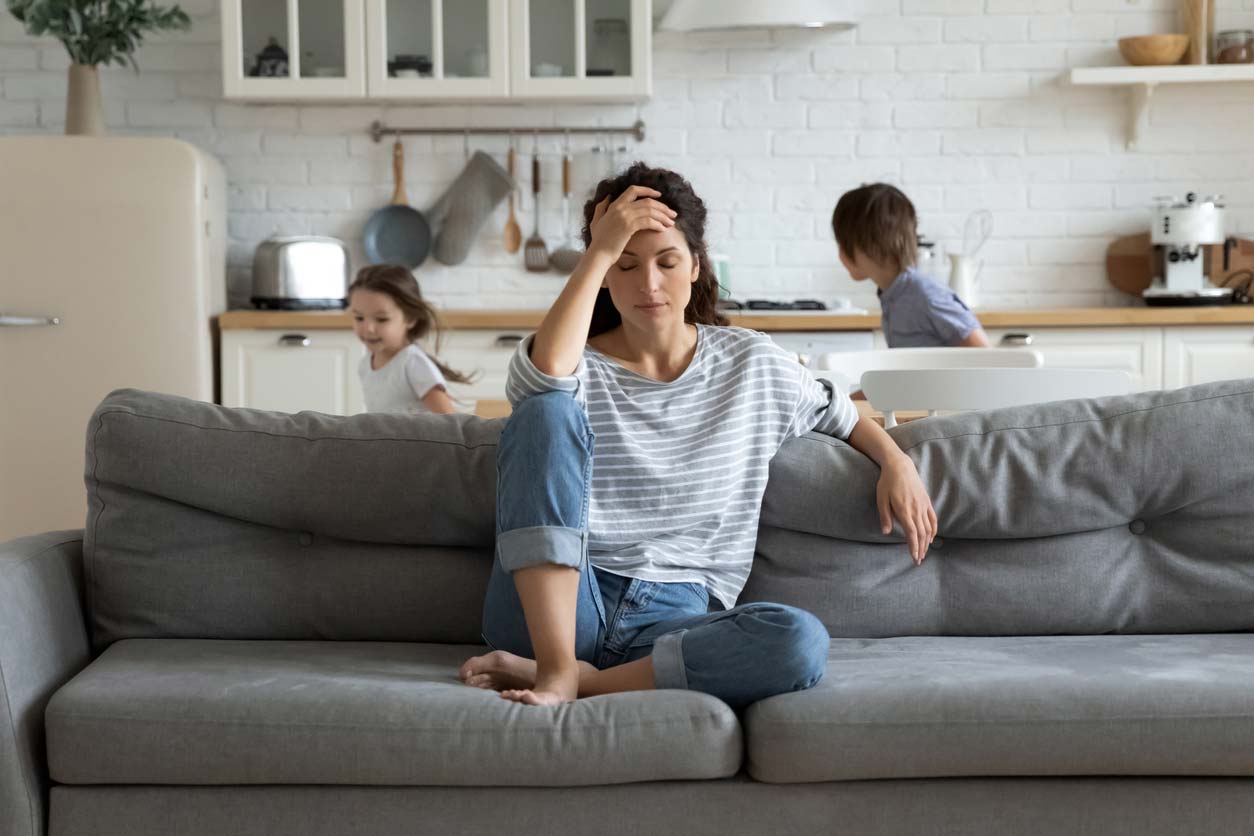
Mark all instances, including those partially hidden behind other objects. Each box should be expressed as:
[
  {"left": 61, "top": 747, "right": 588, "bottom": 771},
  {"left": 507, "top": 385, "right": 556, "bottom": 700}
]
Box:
[{"left": 218, "top": 306, "right": 1254, "bottom": 331}]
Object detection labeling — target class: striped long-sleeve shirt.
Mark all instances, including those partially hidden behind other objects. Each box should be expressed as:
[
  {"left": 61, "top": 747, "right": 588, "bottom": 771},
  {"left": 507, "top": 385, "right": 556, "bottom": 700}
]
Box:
[{"left": 505, "top": 324, "right": 859, "bottom": 608}]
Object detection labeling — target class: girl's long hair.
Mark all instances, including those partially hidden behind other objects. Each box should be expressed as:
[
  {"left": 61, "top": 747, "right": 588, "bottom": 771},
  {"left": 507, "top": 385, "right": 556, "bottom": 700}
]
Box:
[
  {"left": 347, "top": 265, "right": 476, "bottom": 385},
  {"left": 580, "top": 163, "right": 729, "bottom": 337}
]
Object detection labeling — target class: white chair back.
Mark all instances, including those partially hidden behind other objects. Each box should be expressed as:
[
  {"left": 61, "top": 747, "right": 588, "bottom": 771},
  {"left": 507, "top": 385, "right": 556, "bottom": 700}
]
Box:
[
  {"left": 861, "top": 367, "right": 1135, "bottom": 428},
  {"left": 813, "top": 348, "right": 1043, "bottom": 394}
]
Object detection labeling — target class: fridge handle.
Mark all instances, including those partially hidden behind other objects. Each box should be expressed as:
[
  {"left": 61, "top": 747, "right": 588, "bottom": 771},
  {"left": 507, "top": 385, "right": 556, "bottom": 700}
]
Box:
[{"left": 0, "top": 313, "right": 61, "bottom": 327}]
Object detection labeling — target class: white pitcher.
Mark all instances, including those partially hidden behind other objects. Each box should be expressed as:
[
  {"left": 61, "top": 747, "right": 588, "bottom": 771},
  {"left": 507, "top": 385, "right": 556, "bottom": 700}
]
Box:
[{"left": 948, "top": 253, "right": 982, "bottom": 308}]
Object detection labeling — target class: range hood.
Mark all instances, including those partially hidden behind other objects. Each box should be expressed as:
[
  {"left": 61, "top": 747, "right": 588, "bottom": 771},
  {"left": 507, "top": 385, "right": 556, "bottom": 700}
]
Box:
[{"left": 658, "top": 0, "right": 859, "bottom": 32}]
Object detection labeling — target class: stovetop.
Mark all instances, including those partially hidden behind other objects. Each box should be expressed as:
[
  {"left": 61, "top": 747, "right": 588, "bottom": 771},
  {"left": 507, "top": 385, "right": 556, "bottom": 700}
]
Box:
[{"left": 717, "top": 298, "right": 867, "bottom": 314}]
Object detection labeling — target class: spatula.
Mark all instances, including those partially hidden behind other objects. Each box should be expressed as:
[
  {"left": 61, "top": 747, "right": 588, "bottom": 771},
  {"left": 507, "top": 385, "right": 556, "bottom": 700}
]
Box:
[
  {"left": 524, "top": 140, "right": 549, "bottom": 272},
  {"left": 503, "top": 142, "right": 522, "bottom": 254}
]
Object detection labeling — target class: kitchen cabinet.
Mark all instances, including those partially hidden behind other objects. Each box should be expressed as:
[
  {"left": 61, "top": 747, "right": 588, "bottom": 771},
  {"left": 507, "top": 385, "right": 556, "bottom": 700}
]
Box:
[
  {"left": 365, "top": 0, "right": 511, "bottom": 99},
  {"left": 426, "top": 328, "right": 527, "bottom": 404},
  {"left": 222, "top": 0, "right": 367, "bottom": 99},
  {"left": 221, "top": 328, "right": 524, "bottom": 414},
  {"left": 984, "top": 327, "right": 1164, "bottom": 390},
  {"left": 221, "top": 0, "right": 651, "bottom": 101},
  {"left": 222, "top": 329, "right": 366, "bottom": 415},
  {"left": 509, "top": 0, "right": 651, "bottom": 100},
  {"left": 1163, "top": 326, "right": 1254, "bottom": 388}
]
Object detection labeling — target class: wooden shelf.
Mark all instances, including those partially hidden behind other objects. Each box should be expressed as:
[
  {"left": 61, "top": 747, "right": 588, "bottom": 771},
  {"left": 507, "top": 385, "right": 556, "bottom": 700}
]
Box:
[{"left": 1069, "top": 64, "right": 1254, "bottom": 150}]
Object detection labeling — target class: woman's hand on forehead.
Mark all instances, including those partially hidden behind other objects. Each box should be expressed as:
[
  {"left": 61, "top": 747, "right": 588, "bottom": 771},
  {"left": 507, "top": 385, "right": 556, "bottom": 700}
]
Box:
[{"left": 588, "top": 185, "right": 679, "bottom": 262}]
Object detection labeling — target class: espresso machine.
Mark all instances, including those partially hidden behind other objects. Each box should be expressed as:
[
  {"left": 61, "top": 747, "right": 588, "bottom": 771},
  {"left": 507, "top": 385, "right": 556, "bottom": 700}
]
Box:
[{"left": 1143, "top": 192, "right": 1234, "bottom": 306}]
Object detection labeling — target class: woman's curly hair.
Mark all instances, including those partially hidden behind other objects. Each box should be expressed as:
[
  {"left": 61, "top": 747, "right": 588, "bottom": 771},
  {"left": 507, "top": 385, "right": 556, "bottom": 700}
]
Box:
[{"left": 580, "top": 162, "right": 729, "bottom": 337}]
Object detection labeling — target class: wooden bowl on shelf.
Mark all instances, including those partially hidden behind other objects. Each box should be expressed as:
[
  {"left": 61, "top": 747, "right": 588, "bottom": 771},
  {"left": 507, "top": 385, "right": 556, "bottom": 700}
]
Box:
[{"left": 1118, "top": 34, "right": 1190, "bottom": 66}]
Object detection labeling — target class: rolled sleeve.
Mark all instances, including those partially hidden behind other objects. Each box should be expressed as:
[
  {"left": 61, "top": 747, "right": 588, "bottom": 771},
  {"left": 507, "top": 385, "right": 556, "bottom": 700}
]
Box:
[
  {"left": 505, "top": 333, "right": 587, "bottom": 408},
  {"left": 791, "top": 369, "right": 859, "bottom": 441}
]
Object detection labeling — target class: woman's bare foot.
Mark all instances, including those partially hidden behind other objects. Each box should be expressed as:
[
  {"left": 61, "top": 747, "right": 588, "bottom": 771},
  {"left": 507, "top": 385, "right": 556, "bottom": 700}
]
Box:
[
  {"left": 459, "top": 651, "right": 597, "bottom": 702},
  {"left": 459, "top": 650, "right": 537, "bottom": 692},
  {"left": 501, "top": 661, "right": 580, "bottom": 706}
]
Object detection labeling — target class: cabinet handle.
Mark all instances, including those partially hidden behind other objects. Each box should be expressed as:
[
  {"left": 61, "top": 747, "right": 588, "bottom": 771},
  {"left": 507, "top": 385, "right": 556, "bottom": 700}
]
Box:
[
  {"left": 494, "top": 334, "right": 525, "bottom": 348},
  {"left": 0, "top": 313, "right": 60, "bottom": 327},
  {"left": 278, "top": 334, "right": 311, "bottom": 347},
  {"left": 1000, "top": 332, "right": 1034, "bottom": 347}
]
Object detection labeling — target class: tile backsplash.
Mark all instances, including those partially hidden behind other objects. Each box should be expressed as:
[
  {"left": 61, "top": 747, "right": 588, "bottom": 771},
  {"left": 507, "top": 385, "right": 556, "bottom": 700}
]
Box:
[{"left": 4, "top": 0, "right": 1254, "bottom": 311}]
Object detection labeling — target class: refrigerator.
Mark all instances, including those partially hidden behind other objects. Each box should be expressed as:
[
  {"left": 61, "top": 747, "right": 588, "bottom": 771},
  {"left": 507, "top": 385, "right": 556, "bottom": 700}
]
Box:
[{"left": 1, "top": 137, "right": 226, "bottom": 541}]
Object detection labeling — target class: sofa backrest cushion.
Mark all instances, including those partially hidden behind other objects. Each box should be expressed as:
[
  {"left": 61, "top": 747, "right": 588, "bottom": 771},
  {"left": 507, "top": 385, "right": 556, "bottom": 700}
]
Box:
[
  {"left": 744, "top": 378, "right": 1254, "bottom": 636},
  {"left": 84, "top": 389, "right": 498, "bottom": 649},
  {"left": 85, "top": 380, "right": 1254, "bottom": 648}
]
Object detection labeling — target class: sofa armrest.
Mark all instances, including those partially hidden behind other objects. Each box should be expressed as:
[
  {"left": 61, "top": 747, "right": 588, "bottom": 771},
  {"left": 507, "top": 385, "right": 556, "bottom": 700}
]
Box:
[{"left": 0, "top": 531, "right": 91, "bottom": 836}]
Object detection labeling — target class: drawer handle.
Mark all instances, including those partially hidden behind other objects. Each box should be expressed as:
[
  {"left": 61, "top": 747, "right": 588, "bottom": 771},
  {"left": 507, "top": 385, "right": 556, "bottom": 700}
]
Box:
[
  {"left": 0, "top": 312, "right": 61, "bottom": 327},
  {"left": 494, "top": 334, "right": 525, "bottom": 348},
  {"left": 1000, "top": 332, "right": 1034, "bottom": 347},
  {"left": 278, "top": 334, "right": 311, "bottom": 347}
]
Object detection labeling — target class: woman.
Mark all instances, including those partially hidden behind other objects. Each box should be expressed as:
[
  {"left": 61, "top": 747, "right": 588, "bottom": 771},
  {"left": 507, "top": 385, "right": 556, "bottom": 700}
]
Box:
[{"left": 459, "top": 164, "right": 936, "bottom": 709}]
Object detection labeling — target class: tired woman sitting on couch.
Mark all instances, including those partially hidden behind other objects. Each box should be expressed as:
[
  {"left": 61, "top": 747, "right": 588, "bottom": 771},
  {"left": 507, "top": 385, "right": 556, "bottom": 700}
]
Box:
[{"left": 459, "top": 163, "right": 937, "bottom": 708}]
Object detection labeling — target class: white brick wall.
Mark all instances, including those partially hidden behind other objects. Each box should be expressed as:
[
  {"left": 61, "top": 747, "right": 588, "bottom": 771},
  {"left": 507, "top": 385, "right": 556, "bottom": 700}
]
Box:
[{"left": 4, "top": 1, "right": 1254, "bottom": 311}]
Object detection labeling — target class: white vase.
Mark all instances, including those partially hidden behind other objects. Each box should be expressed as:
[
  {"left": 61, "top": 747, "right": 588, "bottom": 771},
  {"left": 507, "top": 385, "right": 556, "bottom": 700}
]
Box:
[
  {"left": 948, "top": 254, "right": 982, "bottom": 308},
  {"left": 65, "top": 64, "right": 104, "bottom": 136}
]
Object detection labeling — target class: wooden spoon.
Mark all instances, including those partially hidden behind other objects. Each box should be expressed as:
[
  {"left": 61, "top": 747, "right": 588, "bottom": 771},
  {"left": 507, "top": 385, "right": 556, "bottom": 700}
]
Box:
[{"left": 503, "top": 145, "right": 522, "bottom": 254}]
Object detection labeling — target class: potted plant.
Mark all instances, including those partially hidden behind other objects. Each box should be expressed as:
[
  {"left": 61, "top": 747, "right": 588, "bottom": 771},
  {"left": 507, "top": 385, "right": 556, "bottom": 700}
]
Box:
[{"left": 5, "top": 0, "right": 190, "bottom": 135}]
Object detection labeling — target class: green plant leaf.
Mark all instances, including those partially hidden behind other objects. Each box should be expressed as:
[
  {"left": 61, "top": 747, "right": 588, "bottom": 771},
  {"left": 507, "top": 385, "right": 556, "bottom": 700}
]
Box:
[{"left": 5, "top": 0, "right": 192, "bottom": 68}]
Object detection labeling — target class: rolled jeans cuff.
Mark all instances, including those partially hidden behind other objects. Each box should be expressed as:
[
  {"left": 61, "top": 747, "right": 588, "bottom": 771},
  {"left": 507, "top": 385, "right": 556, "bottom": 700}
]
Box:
[
  {"left": 496, "top": 525, "right": 585, "bottom": 573},
  {"left": 650, "top": 630, "right": 689, "bottom": 691}
]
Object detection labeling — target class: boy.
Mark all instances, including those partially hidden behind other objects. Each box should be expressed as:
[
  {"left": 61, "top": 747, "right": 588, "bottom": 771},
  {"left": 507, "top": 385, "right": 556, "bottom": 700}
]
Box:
[{"left": 832, "top": 183, "right": 989, "bottom": 348}]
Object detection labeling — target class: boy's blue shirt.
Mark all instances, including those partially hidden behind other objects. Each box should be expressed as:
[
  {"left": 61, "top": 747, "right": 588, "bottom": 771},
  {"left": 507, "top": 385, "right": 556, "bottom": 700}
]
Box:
[{"left": 877, "top": 267, "right": 982, "bottom": 348}]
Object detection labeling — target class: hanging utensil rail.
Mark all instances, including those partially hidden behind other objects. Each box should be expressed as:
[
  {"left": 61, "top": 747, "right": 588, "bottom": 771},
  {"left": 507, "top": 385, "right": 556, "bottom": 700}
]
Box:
[{"left": 369, "top": 119, "right": 646, "bottom": 143}]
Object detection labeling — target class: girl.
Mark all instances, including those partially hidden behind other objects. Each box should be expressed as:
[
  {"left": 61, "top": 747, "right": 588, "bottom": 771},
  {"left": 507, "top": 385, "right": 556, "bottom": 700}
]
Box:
[
  {"left": 348, "top": 265, "right": 473, "bottom": 415},
  {"left": 459, "top": 165, "right": 937, "bottom": 709}
]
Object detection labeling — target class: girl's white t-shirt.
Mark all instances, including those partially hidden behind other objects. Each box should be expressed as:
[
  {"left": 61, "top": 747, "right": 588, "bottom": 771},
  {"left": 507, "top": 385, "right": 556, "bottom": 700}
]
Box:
[{"left": 358, "top": 344, "right": 447, "bottom": 413}]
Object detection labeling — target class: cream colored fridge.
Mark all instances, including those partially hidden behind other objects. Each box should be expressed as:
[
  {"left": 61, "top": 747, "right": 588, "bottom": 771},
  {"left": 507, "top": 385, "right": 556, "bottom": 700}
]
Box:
[{"left": 0, "top": 137, "right": 225, "bottom": 540}]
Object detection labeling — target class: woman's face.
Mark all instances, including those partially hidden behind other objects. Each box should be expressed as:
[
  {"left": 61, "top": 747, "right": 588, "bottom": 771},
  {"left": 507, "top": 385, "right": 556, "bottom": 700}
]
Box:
[{"left": 603, "top": 223, "right": 699, "bottom": 333}]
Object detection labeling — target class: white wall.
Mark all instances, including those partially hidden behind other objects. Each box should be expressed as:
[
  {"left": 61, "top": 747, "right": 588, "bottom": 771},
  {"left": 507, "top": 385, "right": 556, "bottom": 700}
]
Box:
[{"left": 3, "top": 0, "right": 1254, "bottom": 311}]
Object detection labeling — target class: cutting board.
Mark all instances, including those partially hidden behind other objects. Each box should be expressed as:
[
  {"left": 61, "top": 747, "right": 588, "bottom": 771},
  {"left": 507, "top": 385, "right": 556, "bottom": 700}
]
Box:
[{"left": 1106, "top": 234, "right": 1254, "bottom": 296}]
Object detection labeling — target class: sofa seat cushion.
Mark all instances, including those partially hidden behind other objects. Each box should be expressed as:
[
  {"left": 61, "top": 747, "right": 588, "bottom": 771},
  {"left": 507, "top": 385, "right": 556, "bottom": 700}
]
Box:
[
  {"left": 46, "top": 639, "right": 742, "bottom": 787},
  {"left": 747, "top": 634, "right": 1254, "bottom": 783}
]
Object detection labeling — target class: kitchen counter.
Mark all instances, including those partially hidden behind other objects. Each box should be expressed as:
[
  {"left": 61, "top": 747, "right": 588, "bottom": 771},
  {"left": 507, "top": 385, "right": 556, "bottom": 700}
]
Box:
[{"left": 219, "top": 306, "right": 1254, "bottom": 331}]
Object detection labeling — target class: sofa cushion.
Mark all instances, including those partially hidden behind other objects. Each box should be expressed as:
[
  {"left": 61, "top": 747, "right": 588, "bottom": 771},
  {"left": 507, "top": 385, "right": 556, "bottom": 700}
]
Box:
[
  {"left": 745, "top": 378, "right": 1254, "bottom": 635},
  {"left": 45, "top": 639, "right": 742, "bottom": 787},
  {"left": 84, "top": 389, "right": 502, "bottom": 649},
  {"left": 746, "top": 634, "right": 1254, "bottom": 783}
]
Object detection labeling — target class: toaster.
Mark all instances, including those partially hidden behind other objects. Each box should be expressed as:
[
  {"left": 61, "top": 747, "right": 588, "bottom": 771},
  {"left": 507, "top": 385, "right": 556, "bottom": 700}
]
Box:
[{"left": 250, "top": 236, "right": 351, "bottom": 310}]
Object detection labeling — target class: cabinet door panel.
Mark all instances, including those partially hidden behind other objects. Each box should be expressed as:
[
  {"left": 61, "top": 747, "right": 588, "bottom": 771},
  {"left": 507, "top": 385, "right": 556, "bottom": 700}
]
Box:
[
  {"left": 224, "top": 0, "right": 366, "bottom": 98},
  {"left": 223, "top": 331, "right": 364, "bottom": 415},
  {"left": 1163, "top": 327, "right": 1254, "bottom": 388},
  {"left": 984, "top": 327, "right": 1163, "bottom": 390}
]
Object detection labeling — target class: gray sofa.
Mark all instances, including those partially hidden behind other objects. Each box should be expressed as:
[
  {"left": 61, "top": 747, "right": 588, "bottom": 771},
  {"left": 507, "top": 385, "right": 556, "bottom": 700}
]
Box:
[{"left": 4, "top": 380, "right": 1254, "bottom": 836}]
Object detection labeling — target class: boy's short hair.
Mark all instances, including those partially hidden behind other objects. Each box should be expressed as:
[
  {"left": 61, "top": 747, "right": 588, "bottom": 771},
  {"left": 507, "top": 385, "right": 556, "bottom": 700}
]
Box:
[{"left": 831, "top": 183, "right": 918, "bottom": 273}]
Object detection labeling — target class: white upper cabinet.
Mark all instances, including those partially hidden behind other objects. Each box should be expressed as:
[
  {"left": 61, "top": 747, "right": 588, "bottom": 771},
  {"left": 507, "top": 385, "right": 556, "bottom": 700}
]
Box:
[
  {"left": 222, "top": 0, "right": 651, "bottom": 100},
  {"left": 366, "top": 0, "right": 511, "bottom": 99},
  {"left": 509, "top": 0, "right": 651, "bottom": 100},
  {"left": 222, "top": 0, "right": 367, "bottom": 99}
]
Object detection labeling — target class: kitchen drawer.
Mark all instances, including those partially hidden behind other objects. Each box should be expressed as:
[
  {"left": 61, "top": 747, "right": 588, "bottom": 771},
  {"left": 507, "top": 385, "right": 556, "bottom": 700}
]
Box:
[
  {"left": 222, "top": 329, "right": 365, "bottom": 415},
  {"left": 1163, "top": 326, "right": 1254, "bottom": 388},
  {"left": 422, "top": 328, "right": 530, "bottom": 403},
  {"left": 984, "top": 327, "right": 1163, "bottom": 390},
  {"left": 768, "top": 330, "right": 876, "bottom": 366}
]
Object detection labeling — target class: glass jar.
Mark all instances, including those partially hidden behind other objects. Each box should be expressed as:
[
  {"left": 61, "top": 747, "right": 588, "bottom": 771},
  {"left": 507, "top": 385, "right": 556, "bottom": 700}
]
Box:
[{"left": 1216, "top": 30, "right": 1253, "bottom": 64}]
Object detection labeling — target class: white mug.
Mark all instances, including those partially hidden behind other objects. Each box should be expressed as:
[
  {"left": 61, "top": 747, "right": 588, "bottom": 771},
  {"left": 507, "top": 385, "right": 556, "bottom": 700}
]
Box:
[{"left": 948, "top": 254, "right": 981, "bottom": 308}]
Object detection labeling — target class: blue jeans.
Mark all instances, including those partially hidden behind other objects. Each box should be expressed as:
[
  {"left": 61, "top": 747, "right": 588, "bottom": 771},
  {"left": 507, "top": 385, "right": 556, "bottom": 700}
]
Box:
[{"left": 481, "top": 391, "right": 830, "bottom": 711}]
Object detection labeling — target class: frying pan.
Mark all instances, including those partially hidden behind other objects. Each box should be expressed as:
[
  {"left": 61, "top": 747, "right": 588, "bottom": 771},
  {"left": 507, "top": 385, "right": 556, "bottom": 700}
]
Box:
[{"left": 363, "top": 138, "right": 431, "bottom": 267}]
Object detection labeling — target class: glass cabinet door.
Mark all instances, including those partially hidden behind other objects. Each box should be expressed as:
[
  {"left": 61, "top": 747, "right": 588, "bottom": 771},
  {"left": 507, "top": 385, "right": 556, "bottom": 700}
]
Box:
[
  {"left": 510, "top": 0, "right": 650, "bottom": 99},
  {"left": 366, "top": 0, "right": 510, "bottom": 98},
  {"left": 223, "top": 0, "right": 366, "bottom": 98}
]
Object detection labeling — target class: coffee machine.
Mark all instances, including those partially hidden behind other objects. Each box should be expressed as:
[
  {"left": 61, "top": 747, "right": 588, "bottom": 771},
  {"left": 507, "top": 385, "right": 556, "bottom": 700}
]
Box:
[{"left": 1143, "top": 192, "right": 1234, "bottom": 306}]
